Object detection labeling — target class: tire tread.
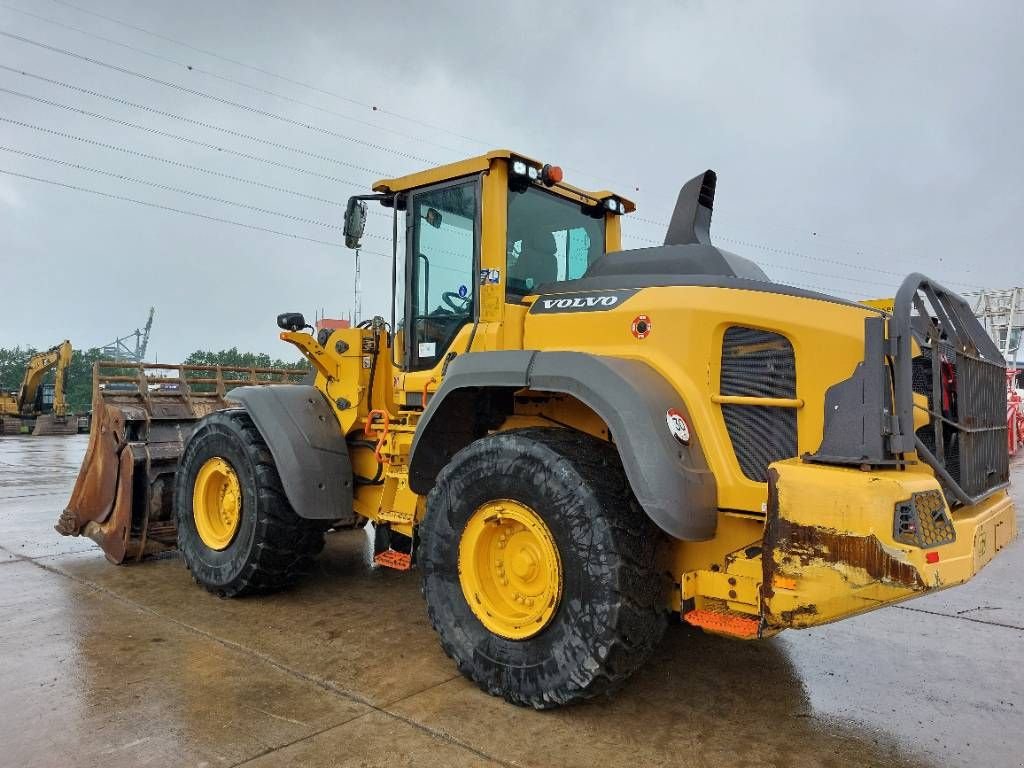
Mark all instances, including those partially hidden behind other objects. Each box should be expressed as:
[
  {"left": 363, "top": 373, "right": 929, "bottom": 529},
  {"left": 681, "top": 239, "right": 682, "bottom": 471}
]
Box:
[
  {"left": 421, "top": 427, "right": 667, "bottom": 709},
  {"left": 176, "top": 409, "right": 324, "bottom": 597}
]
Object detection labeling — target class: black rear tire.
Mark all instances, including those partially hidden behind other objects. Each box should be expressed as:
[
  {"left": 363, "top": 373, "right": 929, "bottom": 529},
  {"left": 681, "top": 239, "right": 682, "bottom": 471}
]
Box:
[
  {"left": 175, "top": 409, "right": 325, "bottom": 597},
  {"left": 419, "top": 427, "right": 667, "bottom": 708}
]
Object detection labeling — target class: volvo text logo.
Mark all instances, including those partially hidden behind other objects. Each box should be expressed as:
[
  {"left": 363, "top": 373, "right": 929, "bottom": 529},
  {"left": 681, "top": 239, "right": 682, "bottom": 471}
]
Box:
[
  {"left": 542, "top": 295, "right": 619, "bottom": 310},
  {"left": 529, "top": 289, "right": 637, "bottom": 314}
]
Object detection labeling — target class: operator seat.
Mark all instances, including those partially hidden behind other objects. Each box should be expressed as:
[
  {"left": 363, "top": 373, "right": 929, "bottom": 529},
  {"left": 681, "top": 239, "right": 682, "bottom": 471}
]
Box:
[{"left": 509, "top": 231, "right": 558, "bottom": 296}]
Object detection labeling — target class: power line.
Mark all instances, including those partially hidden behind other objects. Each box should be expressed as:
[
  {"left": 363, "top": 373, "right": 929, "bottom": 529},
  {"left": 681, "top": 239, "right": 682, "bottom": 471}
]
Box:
[
  {"left": 0, "top": 88, "right": 978, "bottom": 298},
  {"left": 620, "top": 233, "right": 899, "bottom": 292},
  {"left": 0, "top": 161, "right": 866, "bottom": 303},
  {"left": 625, "top": 218, "right": 984, "bottom": 291},
  {"left": 0, "top": 115, "right": 364, "bottom": 203},
  {"left": 0, "top": 116, "right": 409, "bottom": 230},
  {"left": 633, "top": 208, "right": 986, "bottom": 282},
  {"left": 34, "top": 0, "right": 639, "bottom": 193},
  {"left": 719, "top": 234, "right": 983, "bottom": 291},
  {"left": 0, "top": 98, "right": 966, "bottom": 298},
  {"left": 788, "top": 283, "right": 864, "bottom": 300},
  {"left": 0, "top": 143, "right": 356, "bottom": 233},
  {"left": 0, "top": 67, "right": 389, "bottom": 176},
  {"left": 0, "top": 166, "right": 395, "bottom": 260},
  {"left": 0, "top": 23, "right": 981, "bottom": 295},
  {"left": 0, "top": 29, "right": 437, "bottom": 165},
  {"left": 0, "top": 86, "right": 384, "bottom": 187},
  {"left": 0, "top": 141, "right": 394, "bottom": 238},
  {"left": 621, "top": 226, "right": 983, "bottom": 291},
  {"left": 762, "top": 263, "right": 900, "bottom": 291},
  {"left": 0, "top": 166, "right": 343, "bottom": 247},
  {"left": 42, "top": 0, "right": 495, "bottom": 148},
  {"left": 0, "top": 2, "right": 469, "bottom": 157}
]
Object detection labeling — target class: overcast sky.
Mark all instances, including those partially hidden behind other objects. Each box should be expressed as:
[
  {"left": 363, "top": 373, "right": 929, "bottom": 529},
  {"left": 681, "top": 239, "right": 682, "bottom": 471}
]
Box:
[{"left": 1, "top": 1, "right": 1021, "bottom": 361}]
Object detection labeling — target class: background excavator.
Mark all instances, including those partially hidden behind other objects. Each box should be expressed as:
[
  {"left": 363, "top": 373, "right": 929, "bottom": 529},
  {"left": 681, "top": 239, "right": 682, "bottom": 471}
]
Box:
[
  {"left": 0, "top": 340, "right": 75, "bottom": 436},
  {"left": 57, "top": 150, "right": 1016, "bottom": 708}
]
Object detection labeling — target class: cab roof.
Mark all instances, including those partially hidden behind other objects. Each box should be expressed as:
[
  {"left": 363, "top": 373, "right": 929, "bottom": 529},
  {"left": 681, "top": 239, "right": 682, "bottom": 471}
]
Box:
[{"left": 372, "top": 149, "right": 635, "bottom": 212}]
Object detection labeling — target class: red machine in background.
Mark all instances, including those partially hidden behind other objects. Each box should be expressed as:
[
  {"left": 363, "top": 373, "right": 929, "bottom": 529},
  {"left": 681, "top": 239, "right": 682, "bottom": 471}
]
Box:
[{"left": 1007, "top": 369, "right": 1024, "bottom": 455}]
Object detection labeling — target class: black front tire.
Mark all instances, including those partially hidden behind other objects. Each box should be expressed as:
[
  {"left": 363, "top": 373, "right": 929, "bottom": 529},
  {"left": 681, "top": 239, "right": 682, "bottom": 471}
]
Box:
[
  {"left": 419, "top": 427, "right": 667, "bottom": 709},
  {"left": 175, "top": 409, "right": 325, "bottom": 597}
]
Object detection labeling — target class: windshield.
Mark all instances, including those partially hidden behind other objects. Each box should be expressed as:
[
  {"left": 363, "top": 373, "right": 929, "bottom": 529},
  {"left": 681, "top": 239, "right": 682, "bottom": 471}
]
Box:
[{"left": 506, "top": 186, "right": 605, "bottom": 300}]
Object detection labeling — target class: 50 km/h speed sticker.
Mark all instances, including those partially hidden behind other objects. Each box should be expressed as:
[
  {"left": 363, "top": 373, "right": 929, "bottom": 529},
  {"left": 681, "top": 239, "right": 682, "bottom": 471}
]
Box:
[{"left": 666, "top": 408, "right": 690, "bottom": 445}]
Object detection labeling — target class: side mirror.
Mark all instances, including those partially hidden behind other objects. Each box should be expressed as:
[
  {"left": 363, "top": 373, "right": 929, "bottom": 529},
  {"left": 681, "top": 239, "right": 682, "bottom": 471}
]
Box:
[
  {"left": 424, "top": 207, "right": 443, "bottom": 228},
  {"left": 343, "top": 197, "right": 367, "bottom": 249},
  {"left": 277, "top": 312, "right": 306, "bottom": 332}
]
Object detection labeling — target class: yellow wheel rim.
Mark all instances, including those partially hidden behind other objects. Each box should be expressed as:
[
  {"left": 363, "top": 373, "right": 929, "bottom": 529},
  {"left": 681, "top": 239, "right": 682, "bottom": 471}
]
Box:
[
  {"left": 458, "top": 499, "right": 562, "bottom": 640},
  {"left": 193, "top": 457, "right": 242, "bottom": 550}
]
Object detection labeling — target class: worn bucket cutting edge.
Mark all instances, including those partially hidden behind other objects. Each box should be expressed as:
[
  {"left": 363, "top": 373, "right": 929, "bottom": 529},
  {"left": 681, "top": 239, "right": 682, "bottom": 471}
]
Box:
[{"left": 55, "top": 361, "right": 307, "bottom": 563}]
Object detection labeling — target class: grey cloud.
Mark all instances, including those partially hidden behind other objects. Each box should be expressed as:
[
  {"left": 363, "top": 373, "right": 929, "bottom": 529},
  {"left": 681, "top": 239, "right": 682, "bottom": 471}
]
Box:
[{"left": 1, "top": 0, "right": 1020, "bottom": 359}]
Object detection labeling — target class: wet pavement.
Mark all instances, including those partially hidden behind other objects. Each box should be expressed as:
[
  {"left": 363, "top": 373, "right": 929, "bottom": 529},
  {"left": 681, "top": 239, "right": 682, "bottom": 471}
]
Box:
[{"left": 1, "top": 435, "right": 1022, "bottom": 768}]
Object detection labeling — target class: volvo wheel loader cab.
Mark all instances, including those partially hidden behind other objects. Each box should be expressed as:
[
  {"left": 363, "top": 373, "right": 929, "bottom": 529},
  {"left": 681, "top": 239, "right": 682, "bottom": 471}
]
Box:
[{"left": 59, "top": 150, "right": 1017, "bottom": 708}]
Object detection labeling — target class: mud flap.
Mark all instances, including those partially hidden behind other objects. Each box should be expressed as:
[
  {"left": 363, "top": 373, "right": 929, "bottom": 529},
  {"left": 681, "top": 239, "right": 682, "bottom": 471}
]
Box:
[{"left": 761, "top": 460, "right": 931, "bottom": 630}]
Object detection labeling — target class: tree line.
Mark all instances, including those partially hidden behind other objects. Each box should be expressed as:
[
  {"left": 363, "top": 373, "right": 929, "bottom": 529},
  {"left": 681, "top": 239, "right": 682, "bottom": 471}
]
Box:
[{"left": 0, "top": 346, "right": 308, "bottom": 413}]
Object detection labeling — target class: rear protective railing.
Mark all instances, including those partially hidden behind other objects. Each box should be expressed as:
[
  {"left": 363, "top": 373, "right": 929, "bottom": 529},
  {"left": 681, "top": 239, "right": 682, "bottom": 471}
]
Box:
[{"left": 890, "top": 274, "right": 1009, "bottom": 505}]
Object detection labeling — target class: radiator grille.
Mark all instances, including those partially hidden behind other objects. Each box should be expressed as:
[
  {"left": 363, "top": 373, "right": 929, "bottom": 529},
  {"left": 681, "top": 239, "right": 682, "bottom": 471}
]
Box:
[
  {"left": 956, "top": 352, "right": 1009, "bottom": 497},
  {"left": 911, "top": 351, "right": 1008, "bottom": 500},
  {"left": 720, "top": 327, "right": 797, "bottom": 482}
]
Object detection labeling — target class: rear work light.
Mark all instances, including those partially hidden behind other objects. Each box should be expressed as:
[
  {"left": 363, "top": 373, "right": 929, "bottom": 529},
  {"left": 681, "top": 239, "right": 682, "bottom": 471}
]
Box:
[
  {"left": 603, "top": 197, "right": 626, "bottom": 215},
  {"left": 511, "top": 159, "right": 539, "bottom": 180},
  {"left": 894, "top": 490, "right": 956, "bottom": 549}
]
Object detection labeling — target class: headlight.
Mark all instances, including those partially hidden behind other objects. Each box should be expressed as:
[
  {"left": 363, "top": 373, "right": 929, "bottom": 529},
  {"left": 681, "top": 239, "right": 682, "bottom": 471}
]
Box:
[{"left": 512, "top": 160, "right": 527, "bottom": 176}]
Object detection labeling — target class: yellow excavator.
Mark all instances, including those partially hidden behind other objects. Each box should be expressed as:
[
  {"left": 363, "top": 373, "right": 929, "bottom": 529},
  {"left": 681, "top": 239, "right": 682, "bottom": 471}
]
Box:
[
  {"left": 58, "top": 151, "right": 1016, "bottom": 708},
  {"left": 0, "top": 340, "right": 75, "bottom": 435}
]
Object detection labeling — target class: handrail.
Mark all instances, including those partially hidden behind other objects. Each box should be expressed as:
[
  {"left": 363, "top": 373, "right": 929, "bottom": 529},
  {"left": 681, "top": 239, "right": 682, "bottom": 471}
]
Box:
[{"left": 711, "top": 395, "right": 803, "bottom": 408}]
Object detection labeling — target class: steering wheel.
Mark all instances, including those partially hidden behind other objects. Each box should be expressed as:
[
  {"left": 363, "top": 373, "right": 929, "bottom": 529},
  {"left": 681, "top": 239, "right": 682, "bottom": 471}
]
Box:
[{"left": 441, "top": 290, "right": 470, "bottom": 313}]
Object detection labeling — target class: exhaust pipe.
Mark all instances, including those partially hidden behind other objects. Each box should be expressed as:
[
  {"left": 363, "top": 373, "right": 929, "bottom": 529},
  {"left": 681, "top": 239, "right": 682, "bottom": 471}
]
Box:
[{"left": 664, "top": 169, "right": 716, "bottom": 247}]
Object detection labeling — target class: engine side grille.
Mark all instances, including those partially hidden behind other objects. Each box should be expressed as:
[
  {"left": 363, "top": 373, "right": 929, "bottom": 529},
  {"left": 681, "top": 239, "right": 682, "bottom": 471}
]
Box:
[
  {"left": 911, "top": 351, "right": 1008, "bottom": 500},
  {"left": 720, "top": 327, "right": 797, "bottom": 482},
  {"left": 956, "top": 351, "right": 1009, "bottom": 497}
]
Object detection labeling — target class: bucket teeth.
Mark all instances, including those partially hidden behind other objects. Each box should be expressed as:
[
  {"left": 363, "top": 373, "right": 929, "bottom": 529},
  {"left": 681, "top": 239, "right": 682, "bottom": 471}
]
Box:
[{"left": 53, "top": 508, "right": 79, "bottom": 536}]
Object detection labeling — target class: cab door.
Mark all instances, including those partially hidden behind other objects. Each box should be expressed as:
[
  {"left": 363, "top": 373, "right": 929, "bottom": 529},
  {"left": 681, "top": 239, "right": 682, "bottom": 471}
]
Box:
[{"left": 405, "top": 178, "right": 480, "bottom": 371}]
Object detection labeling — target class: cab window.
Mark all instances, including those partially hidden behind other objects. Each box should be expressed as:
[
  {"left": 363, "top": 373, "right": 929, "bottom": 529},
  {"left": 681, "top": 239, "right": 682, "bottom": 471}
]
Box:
[
  {"left": 407, "top": 180, "right": 477, "bottom": 370},
  {"left": 506, "top": 186, "right": 605, "bottom": 300}
]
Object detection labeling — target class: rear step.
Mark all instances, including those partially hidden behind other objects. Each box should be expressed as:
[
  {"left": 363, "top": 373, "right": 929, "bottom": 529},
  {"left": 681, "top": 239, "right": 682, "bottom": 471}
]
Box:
[
  {"left": 683, "top": 608, "right": 760, "bottom": 639},
  {"left": 373, "top": 549, "right": 412, "bottom": 570}
]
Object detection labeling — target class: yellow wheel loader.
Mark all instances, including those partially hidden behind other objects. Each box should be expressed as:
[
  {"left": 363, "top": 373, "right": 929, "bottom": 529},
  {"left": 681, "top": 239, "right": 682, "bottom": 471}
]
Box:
[{"left": 58, "top": 151, "right": 1017, "bottom": 708}]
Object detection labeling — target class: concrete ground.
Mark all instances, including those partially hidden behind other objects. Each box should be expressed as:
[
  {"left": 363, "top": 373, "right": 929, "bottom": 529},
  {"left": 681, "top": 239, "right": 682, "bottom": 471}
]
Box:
[{"left": 1, "top": 435, "right": 1022, "bottom": 768}]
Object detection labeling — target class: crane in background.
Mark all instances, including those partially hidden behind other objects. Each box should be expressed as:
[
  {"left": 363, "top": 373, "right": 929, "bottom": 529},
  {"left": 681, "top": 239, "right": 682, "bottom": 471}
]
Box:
[{"left": 101, "top": 307, "right": 154, "bottom": 362}]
